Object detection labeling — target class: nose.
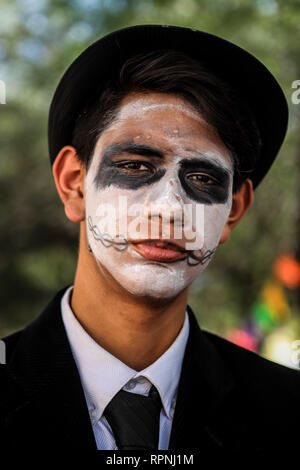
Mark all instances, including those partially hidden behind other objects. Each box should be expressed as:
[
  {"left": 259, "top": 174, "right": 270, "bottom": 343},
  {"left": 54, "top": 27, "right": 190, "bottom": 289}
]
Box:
[
  {"left": 141, "top": 176, "right": 186, "bottom": 241},
  {"left": 146, "top": 177, "right": 184, "bottom": 215}
]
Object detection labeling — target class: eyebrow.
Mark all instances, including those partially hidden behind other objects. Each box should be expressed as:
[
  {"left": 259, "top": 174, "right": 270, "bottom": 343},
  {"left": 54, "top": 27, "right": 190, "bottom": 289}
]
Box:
[
  {"left": 179, "top": 157, "right": 233, "bottom": 178},
  {"left": 99, "top": 141, "right": 233, "bottom": 177},
  {"left": 101, "top": 142, "right": 165, "bottom": 160}
]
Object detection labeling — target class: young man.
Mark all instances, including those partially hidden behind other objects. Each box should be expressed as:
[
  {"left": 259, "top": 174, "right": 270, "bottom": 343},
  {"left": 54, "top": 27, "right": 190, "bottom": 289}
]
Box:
[{"left": 1, "top": 25, "right": 300, "bottom": 452}]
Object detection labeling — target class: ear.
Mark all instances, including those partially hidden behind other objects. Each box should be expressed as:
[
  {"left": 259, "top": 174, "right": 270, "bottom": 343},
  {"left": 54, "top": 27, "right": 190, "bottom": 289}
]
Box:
[
  {"left": 52, "top": 145, "right": 85, "bottom": 222},
  {"left": 219, "top": 178, "right": 254, "bottom": 245}
]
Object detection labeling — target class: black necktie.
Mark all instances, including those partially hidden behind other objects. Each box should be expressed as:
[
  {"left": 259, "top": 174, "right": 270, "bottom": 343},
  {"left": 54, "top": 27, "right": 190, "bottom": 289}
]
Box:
[{"left": 103, "top": 384, "right": 162, "bottom": 450}]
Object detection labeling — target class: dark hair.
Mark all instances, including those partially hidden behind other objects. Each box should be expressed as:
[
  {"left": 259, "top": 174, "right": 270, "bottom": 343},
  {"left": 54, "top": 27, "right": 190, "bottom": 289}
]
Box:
[{"left": 71, "top": 49, "right": 262, "bottom": 193}]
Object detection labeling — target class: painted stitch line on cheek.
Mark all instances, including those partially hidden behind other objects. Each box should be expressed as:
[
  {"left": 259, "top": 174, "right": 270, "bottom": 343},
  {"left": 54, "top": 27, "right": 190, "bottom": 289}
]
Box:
[
  {"left": 187, "top": 247, "right": 217, "bottom": 266},
  {"left": 87, "top": 215, "right": 129, "bottom": 251},
  {"left": 178, "top": 158, "right": 231, "bottom": 204}
]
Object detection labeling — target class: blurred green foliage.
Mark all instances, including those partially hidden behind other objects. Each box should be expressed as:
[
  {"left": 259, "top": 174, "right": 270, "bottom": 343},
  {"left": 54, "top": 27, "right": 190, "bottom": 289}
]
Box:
[{"left": 1, "top": 0, "right": 300, "bottom": 343}]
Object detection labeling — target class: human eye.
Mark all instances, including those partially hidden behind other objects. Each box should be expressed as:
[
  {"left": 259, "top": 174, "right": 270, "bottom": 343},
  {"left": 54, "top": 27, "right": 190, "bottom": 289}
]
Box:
[
  {"left": 115, "top": 160, "right": 154, "bottom": 174},
  {"left": 187, "top": 173, "right": 219, "bottom": 186}
]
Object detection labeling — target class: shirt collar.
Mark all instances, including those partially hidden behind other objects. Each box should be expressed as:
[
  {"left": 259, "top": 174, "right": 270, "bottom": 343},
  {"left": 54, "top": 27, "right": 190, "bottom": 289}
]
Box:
[{"left": 61, "top": 285, "right": 189, "bottom": 421}]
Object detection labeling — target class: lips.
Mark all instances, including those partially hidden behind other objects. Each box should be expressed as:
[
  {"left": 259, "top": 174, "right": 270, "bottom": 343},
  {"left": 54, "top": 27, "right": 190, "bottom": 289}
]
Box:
[{"left": 130, "top": 239, "right": 188, "bottom": 262}]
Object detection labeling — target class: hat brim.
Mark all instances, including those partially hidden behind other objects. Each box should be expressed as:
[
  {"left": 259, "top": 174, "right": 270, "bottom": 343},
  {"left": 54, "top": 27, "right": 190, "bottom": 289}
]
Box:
[{"left": 48, "top": 24, "right": 288, "bottom": 189}]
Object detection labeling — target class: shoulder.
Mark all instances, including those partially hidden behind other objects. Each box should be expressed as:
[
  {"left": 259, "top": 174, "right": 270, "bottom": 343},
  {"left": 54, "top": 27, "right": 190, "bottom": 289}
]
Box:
[
  {"left": 1, "top": 284, "right": 71, "bottom": 362},
  {"left": 0, "top": 286, "right": 70, "bottom": 402},
  {"left": 1, "top": 329, "right": 23, "bottom": 362},
  {"left": 202, "top": 329, "right": 300, "bottom": 395},
  {"left": 199, "top": 329, "right": 300, "bottom": 449},
  {"left": 0, "top": 329, "right": 29, "bottom": 407}
]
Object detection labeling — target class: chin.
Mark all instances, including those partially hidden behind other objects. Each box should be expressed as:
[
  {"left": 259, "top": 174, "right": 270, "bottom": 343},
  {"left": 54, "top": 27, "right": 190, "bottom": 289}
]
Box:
[
  {"left": 125, "top": 284, "right": 181, "bottom": 301},
  {"left": 97, "top": 257, "right": 194, "bottom": 301},
  {"left": 114, "top": 270, "right": 189, "bottom": 302}
]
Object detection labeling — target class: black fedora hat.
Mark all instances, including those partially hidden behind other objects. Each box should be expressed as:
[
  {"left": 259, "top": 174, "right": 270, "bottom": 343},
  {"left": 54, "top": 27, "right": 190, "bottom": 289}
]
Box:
[{"left": 48, "top": 24, "right": 288, "bottom": 189}]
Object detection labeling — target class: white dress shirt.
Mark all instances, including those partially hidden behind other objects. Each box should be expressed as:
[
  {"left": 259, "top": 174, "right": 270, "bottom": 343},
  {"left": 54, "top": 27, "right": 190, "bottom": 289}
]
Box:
[{"left": 61, "top": 285, "right": 189, "bottom": 450}]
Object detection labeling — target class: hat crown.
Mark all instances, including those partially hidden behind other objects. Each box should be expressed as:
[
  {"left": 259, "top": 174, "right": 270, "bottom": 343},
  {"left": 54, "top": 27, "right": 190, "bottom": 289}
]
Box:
[{"left": 48, "top": 24, "right": 288, "bottom": 189}]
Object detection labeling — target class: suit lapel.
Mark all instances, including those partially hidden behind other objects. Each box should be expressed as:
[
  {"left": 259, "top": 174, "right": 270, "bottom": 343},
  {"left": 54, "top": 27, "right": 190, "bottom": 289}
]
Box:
[
  {"left": 168, "top": 305, "right": 235, "bottom": 450},
  {"left": 4, "top": 286, "right": 97, "bottom": 449}
]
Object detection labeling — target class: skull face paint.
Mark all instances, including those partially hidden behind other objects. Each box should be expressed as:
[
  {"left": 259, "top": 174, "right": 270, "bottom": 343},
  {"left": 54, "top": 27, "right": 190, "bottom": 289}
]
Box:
[{"left": 84, "top": 92, "right": 234, "bottom": 299}]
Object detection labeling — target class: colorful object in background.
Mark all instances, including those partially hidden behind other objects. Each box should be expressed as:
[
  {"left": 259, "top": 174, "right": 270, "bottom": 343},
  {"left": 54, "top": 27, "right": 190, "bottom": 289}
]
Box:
[
  {"left": 261, "top": 280, "right": 290, "bottom": 320},
  {"left": 262, "top": 326, "right": 300, "bottom": 369},
  {"left": 252, "top": 301, "right": 279, "bottom": 333},
  {"left": 226, "top": 254, "right": 298, "bottom": 361},
  {"left": 226, "top": 328, "right": 259, "bottom": 353},
  {"left": 273, "top": 255, "right": 300, "bottom": 289},
  {"left": 253, "top": 279, "right": 290, "bottom": 334}
]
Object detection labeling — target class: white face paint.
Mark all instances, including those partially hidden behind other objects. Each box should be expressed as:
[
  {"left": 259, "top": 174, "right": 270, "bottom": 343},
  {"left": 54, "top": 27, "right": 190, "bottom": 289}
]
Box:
[{"left": 84, "top": 93, "right": 233, "bottom": 299}]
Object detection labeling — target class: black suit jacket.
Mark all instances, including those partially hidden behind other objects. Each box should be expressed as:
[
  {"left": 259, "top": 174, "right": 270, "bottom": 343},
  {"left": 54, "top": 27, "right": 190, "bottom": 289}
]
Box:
[{"left": 1, "top": 285, "right": 300, "bottom": 452}]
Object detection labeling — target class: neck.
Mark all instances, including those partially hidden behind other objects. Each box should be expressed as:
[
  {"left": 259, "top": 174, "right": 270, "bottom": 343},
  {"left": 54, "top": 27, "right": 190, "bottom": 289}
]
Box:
[{"left": 71, "top": 224, "right": 189, "bottom": 371}]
